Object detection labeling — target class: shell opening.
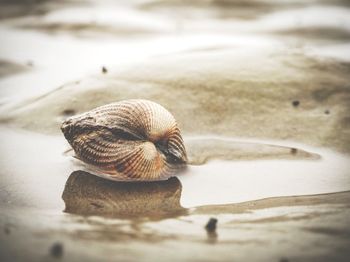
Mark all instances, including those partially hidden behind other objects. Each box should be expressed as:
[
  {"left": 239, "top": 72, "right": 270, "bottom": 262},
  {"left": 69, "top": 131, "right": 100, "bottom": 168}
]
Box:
[{"left": 154, "top": 139, "right": 186, "bottom": 165}]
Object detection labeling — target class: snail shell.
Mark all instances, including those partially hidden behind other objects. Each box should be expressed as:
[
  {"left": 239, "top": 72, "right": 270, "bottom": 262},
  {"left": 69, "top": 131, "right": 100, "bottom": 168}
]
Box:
[{"left": 61, "top": 99, "right": 187, "bottom": 181}]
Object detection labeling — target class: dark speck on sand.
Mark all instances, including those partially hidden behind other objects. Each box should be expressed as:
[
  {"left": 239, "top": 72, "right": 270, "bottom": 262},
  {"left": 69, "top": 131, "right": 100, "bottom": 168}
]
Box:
[
  {"left": 292, "top": 100, "right": 300, "bottom": 107},
  {"left": 50, "top": 242, "right": 63, "bottom": 258},
  {"left": 62, "top": 109, "right": 76, "bottom": 116},
  {"left": 4, "top": 225, "right": 11, "bottom": 235},
  {"left": 205, "top": 218, "right": 218, "bottom": 233},
  {"left": 102, "top": 66, "right": 108, "bottom": 74},
  {"left": 290, "top": 148, "right": 298, "bottom": 155},
  {"left": 279, "top": 258, "right": 289, "bottom": 262}
]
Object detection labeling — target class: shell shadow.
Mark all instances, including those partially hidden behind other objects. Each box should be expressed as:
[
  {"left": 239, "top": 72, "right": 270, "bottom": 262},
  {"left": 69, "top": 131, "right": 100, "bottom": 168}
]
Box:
[{"left": 62, "top": 171, "right": 187, "bottom": 219}]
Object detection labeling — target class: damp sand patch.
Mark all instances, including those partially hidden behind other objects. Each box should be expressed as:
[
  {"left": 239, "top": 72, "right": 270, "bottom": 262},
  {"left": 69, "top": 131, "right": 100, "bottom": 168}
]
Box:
[{"left": 1, "top": 50, "right": 349, "bottom": 153}]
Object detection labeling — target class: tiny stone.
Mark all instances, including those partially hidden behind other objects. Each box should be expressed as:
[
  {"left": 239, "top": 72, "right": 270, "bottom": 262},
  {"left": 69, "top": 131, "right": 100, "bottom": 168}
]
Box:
[
  {"left": 4, "top": 226, "right": 10, "bottom": 235},
  {"left": 102, "top": 66, "right": 108, "bottom": 74},
  {"left": 62, "top": 109, "right": 76, "bottom": 116},
  {"left": 50, "top": 242, "right": 63, "bottom": 258},
  {"left": 292, "top": 100, "right": 300, "bottom": 107},
  {"left": 290, "top": 148, "right": 297, "bottom": 155},
  {"left": 324, "top": 109, "right": 330, "bottom": 115},
  {"left": 205, "top": 218, "right": 218, "bottom": 232},
  {"left": 279, "top": 258, "right": 289, "bottom": 262}
]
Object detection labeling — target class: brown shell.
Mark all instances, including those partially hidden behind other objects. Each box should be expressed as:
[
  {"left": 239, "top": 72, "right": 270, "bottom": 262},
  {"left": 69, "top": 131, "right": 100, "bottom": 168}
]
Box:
[{"left": 61, "top": 99, "right": 187, "bottom": 181}]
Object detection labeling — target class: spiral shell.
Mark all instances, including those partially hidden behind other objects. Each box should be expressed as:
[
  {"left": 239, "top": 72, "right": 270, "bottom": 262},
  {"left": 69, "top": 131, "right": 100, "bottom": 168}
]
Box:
[{"left": 61, "top": 99, "right": 187, "bottom": 181}]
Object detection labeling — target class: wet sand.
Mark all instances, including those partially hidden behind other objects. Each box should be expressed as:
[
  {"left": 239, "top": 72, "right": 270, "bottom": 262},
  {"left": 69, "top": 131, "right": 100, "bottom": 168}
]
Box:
[{"left": 1, "top": 0, "right": 350, "bottom": 261}]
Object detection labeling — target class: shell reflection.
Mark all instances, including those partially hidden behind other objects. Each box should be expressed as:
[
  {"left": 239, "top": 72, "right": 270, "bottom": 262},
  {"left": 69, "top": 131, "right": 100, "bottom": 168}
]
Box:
[{"left": 62, "top": 171, "right": 186, "bottom": 218}]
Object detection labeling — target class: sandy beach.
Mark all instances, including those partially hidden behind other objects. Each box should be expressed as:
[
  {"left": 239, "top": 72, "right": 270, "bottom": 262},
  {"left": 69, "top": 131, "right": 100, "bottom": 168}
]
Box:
[{"left": 1, "top": 0, "right": 350, "bottom": 261}]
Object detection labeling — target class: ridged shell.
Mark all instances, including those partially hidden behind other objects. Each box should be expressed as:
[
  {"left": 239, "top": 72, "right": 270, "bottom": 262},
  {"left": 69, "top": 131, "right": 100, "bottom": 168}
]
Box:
[{"left": 61, "top": 99, "right": 187, "bottom": 181}]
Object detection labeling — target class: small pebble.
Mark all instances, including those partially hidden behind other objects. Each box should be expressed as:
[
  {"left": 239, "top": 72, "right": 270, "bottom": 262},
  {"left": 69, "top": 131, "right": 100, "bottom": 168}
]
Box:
[
  {"left": 205, "top": 218, "right": 218, "bottom": 233},
  {"left": 290, "top": 148, "right": 297, "bottom": 155},
  {"left": 279, "top": 258, "right": 289, "bottom": 262},
  {"left": 324, "top": 109, "right": 330, "bottom": 115},
  {"left": 292, "top": 100, "right": 300, "bottom": 107},
  {"left": 4, "top": 226, "right": 10, "bottom": 235},
  {"left": 62, "top": 109, "right": 76, "bottom": 116},
  {"left": 102, "top": 66, "right": 108, "bottom": 74},
  {"left": 50, "top": 242, "right": 63, "bottom": 258}
]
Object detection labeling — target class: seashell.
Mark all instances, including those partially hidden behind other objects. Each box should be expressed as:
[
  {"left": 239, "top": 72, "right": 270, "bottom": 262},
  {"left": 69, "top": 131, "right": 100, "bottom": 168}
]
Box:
[{"left": 61, "top": 99, "right": 187, "bottom": 181}]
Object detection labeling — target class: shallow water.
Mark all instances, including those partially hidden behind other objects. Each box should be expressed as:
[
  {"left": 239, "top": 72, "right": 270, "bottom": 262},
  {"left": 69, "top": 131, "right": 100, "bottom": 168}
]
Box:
[
  {"left": 1, "top": 127, "right": 349, "bottom": 211},
  {"left": 182, "top": 137, "right": 350, "bottom": 207}
]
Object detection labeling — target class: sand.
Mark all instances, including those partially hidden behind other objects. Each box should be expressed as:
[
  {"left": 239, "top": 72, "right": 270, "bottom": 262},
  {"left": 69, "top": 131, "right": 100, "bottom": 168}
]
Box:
[{"left": 0, "top": 0, "right": 350, "bottom": 261}]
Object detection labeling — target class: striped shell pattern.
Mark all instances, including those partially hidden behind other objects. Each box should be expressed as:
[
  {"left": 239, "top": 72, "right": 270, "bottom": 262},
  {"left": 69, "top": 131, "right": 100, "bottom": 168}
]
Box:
[{"left": 61, "top": 99, "right": 187, "bottom": 181}]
